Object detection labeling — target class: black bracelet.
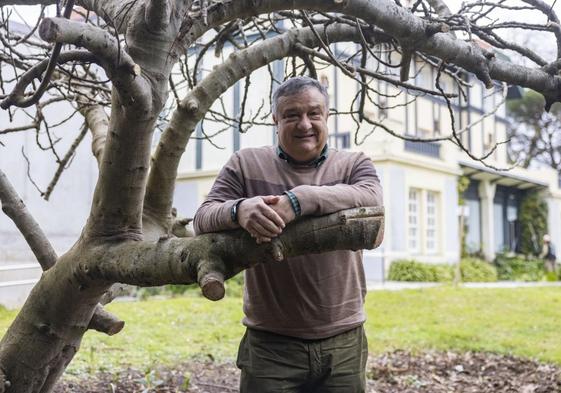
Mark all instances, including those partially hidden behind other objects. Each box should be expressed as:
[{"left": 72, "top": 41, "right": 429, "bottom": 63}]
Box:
[
  {"left": 283, "top": 191, "right": 301, "bottom": 217},
  {"left": 231, "top": 199, "right": 244, "bottom": 223}
]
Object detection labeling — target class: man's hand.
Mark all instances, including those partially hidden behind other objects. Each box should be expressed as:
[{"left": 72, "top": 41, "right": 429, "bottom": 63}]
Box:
[
  {"left": 268, "top": 195, "right": 296, "bottom": 226},
  {"left": 238, "top": 196, "right": 285, "bottom": 243}
]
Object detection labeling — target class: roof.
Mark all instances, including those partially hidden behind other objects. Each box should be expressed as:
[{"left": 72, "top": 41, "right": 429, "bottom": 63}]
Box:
[{"left": 459, "top": 160, "right": 548, "bottom": 190}]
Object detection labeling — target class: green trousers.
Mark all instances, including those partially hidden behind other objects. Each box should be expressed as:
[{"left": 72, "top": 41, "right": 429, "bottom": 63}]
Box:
[{"left": 236, "top": 325, "right": 368, "bottom": 393}]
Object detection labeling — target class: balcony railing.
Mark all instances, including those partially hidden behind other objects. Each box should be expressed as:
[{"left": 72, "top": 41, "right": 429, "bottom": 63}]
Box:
[
  {"left": 329, "top": 132, "right": 351, "bottom": 150},
  {"left": 404, "top": 140, "right": 441, "bottom": 159}
]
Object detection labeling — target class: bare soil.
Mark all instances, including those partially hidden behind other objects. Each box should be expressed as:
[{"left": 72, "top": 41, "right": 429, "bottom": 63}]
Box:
[{"left": 55, "top": 351, "right": 561, "bottom": 392}]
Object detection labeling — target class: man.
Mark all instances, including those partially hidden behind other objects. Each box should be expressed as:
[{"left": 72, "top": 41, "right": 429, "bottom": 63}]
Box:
[
  {"left": 540, "top": 234, "right": 557, "bottom": 273},
  {"left": 194, "top": 76, "right": 383, "bottom": 392}
]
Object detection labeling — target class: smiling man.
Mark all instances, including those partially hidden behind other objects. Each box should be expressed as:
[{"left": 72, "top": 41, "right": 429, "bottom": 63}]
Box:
[{"left": 194, "top": 76, "right": 383, "bottom": 393}]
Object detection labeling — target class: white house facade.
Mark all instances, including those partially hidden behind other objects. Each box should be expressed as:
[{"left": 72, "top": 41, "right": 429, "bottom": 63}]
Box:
[{"left": 2, "top": 38, "right": 561, "bottom": 307}]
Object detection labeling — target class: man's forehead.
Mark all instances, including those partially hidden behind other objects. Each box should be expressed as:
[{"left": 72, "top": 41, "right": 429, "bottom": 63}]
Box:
[{"left": 277, "top": 88, "right": 327, "bottom": 110}]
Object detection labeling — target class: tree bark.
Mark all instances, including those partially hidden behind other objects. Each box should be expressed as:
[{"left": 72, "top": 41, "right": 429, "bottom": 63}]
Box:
[
  {"left": 0, "top": 206, "right": 383, "bottom": 392},
  {"left": 3, "top": 0, "right": 561, "bottom": 390},
  {"left": 144, "top": 23, "right": 379, "bottom": 233}
]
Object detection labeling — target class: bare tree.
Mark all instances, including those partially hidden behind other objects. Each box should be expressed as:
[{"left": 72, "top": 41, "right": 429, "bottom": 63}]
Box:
[{"left": 0, "top": 0, "right": 560, "bottom": 391}]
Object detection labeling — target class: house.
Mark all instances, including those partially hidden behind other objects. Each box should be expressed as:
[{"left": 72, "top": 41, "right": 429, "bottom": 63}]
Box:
[
  {"left": 170, "top": 43, "right": 561, "bottom": 280},
  {"left": 1, "top": 31, "right": 560, "bottom": 308}
]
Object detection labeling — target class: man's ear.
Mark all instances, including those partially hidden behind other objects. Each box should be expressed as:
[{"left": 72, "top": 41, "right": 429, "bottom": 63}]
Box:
[{"left": 272, "top": 113, "right": 278, "bottom": 125}]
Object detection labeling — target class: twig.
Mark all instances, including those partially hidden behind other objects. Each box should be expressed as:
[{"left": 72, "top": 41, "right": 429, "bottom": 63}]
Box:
[{"left": 43, "top": 122, "right": 88, "bottom": 200}]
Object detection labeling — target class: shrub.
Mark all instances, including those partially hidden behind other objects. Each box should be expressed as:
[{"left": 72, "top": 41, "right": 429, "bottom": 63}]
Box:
[
  {"left": 460, "top": 258, "right": 498, "bottom": 282},
  {"left": 494, "top": 253, "right": 546, "bottom": 281},
  {"left": 433, "top": 264, "right": 455, "bottom": 282},
  {"left": 518, "top": 192, "right": 548, "bottom": 255},
  {"left": 388, "top": 260, "right": 453, "bottom": 282}
]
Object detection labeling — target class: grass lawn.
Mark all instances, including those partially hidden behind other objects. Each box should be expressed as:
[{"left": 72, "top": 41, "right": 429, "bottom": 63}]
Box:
[{"left": 0, "top": 286, "right": 560, "bottom": 375}]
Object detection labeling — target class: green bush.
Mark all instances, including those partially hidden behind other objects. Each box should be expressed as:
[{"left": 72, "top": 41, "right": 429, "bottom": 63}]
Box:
[
  {"left": 389, "top": 259, "right": 500, "bottom": 283},
  {"left": 433, "top": 264, "right": 455, "bottom": 282},
  {"left": 518, "top": 192, "right": 548, "bottom": 255},
  {"left": 388, "top": 260, "right": 453, "bottom": 282},
  {"left": 460, "top": 258, "right": 498, "bottom": 282},
  {"left": 494, "top": 254, "right": 546, "bottom": 281}
]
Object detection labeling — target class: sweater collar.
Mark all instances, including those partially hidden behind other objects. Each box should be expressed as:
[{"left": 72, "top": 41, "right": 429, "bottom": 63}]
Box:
[{"left": 276, "top": 144, "right": 329, "bottom": 168}]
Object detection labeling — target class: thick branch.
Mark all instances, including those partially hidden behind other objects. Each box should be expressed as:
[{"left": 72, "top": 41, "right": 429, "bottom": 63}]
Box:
[
  {"left": 144, "top": 23, "right": 381, "bottom": 231},
  {"left": 145, "top": 0, "right": 172, "bottom": 32},
  {"left": 85, "top": 206, "right": 384, "bottom": 300},
  {"left": 0, "top": 169, "right": 57, "bottom": 270},
  {"left": 37, "top": 17, "right": 147, "bottom": 108},
  {"left": 0, "top": 0, "right": 56, "bottom": 4},
  {"left": 0, "top": 169, "right": 124, "bottom": 337},
  {"left": 183, "top": 0, "right": 560, "bottom": 101},
  {"left": 426, "top": 0, "right": 453, "bottom": 18}
]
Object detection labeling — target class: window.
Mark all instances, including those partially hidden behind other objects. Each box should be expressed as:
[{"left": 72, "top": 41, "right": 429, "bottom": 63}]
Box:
[
  {"left": 433, "top": 104, "right": 441, "bottom": 135},
  {"left": 408, "top": 189, "right": 421, "bottom": 253},
  {"left": 408, "top": 188, "right": 441, "bottom": 255},
  {"left": 426, "top": 191, "right": 438, "bottom": 253}
]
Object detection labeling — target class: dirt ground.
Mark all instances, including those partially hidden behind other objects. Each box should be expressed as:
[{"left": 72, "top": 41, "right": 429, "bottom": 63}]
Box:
[{"left": 55, "top": 351, "right": 561, "bottom": 392}]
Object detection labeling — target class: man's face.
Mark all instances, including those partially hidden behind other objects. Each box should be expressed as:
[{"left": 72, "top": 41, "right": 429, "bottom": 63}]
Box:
[{"left": 273, "top": 87, "right": 328, "bottom": 163}]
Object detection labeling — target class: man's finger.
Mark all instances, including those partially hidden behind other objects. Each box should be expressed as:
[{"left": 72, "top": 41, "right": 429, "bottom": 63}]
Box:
[
  {"left": 255, "top": 236, "right": 271, "bottom": 244},
  {"left": 261, "top": 205, "right": 285, "bottom": 229},
  {"left": 250, "top": 220, "right": 279, "bottom": 238}
]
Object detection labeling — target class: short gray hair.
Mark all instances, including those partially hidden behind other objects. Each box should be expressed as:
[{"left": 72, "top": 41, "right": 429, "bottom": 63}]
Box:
[{"left": 272, "top": 76, "right": 329, "bottom": 114}]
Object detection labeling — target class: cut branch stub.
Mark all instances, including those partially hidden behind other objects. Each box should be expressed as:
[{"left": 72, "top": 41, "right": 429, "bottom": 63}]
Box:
[
  {"left": 87, "top": 305, "right": 125, "bottom": 336},
  {"left": 199, "top": 269, "right": 226, "bottom": 301},
  {"left": 196, "top": 206, "right": 384, "bottom": 300}
]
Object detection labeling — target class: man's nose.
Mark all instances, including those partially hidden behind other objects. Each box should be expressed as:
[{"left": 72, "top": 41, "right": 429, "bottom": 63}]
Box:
[{"left": 296, "top": 114, "right": 312, "bottom": 130}]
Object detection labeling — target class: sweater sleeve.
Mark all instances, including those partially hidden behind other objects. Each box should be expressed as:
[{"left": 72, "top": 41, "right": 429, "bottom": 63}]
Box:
[
  {"left": 193, "top": 153, "right": 245, "bottom": 234},
  {"left": 289, "top": 152, "right": 383, "bottom": 216}
]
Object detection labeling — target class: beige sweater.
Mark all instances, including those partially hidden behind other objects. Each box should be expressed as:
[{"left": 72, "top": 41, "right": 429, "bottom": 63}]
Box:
[{"left": 194, "top": 146, "right": 383, "bottom": 339}]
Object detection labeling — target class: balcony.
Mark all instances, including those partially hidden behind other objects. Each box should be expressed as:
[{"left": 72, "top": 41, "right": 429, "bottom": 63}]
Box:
[
  {"left": 404, "top": 140, "right": 441, "bottom": 159},
  {"left": 329, "top": 132, "right": 351, "bottom": 150}
]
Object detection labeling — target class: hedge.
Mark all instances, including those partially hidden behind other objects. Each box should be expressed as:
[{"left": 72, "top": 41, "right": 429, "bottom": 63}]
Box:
[
  {"left": 493, "top": 254, "right": 547, "bottom": 281},
  {"left": 389, "top": 258, "right": 498, "bottom": 282}
]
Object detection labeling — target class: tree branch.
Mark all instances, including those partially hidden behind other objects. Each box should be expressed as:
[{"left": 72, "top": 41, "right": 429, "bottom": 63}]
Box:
[
  {"left": 43, "top": 123, "right": 89, "bottom": 201},
  {"left": 0, "top": 168, "right": 124, "bottom": 336},
  {"left": 87, "top": 304, "right": 125, "bottom": 336},
  {"left": 78, "top": 104, "right": 108, "bottom": 167},
  {"left": 181, "top": 0, "right": 560, "bottom": 103},
  {"left": 0, "top": 0, "right": 75, "bottom": 108},
  {"left": 521, "top": 0, "right": 561, "bottom": 58},
  {"left": 145, "top": 0, "right": 172, "bottom": 32},
  {"left": 85, "top": 206, "right": 384, "bottom": 301},
  {"left": 0, "top": 50, "right": 97, "bottom": 109},
  {"left": 0, "top": 0, "right": 57, "bottom": 4},
  {"left": 144, "top": 23, "right": 379, "bottom": 232},
  {"left": 0, "top": 169, "right": 57, "bottom": 270},
  {"left": 37, "top": 17, "right": 146, "bottom": 107}
]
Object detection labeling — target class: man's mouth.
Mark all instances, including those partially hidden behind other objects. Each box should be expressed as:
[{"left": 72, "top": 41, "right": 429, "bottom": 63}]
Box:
[{"left": 295, "top": 134, "right": 315, "bottom": 139}]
